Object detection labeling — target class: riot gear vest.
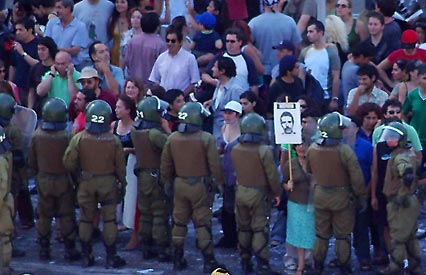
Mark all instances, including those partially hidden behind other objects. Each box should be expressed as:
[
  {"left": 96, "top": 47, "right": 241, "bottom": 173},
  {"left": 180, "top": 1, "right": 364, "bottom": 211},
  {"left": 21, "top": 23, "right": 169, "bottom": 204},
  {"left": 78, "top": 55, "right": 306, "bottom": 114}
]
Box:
[
  {"left": 169, "top": 131, "right": 208, "bottom": 177},
  {"left": 79, "top": 131, "right": 116, "bottom": 175},
  {"left": 307, "top": 144, "right": 349, "bottom": 187},
  {"left": 232, "top": 143, "right": 268, "bottom": 187},
  {"left": 34, "top": 130, "right": 69, "bottom": 174},
  {"left": 132, "top": 129, "right": 162, "bottom": 170},
  {"left": 287, "top": 159, "right": 311, "bottom": 205},
  {"left": 383, "top": 148, "right": 417, "bottom": 198}
]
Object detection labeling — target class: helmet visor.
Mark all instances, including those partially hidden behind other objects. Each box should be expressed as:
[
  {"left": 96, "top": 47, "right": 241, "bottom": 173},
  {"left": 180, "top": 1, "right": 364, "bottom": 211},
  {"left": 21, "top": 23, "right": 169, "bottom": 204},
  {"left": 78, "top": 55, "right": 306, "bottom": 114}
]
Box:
[{"left": 378, "top": 125, "right": 404, "bottom": 143}]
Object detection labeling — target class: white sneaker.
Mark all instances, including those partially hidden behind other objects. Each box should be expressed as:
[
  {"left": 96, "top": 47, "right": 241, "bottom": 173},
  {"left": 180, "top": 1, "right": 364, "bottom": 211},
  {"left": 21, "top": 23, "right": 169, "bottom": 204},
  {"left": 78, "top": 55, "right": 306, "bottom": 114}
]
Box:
[{"left": 283, "top": 255, "right": 297, "bottom": 271}]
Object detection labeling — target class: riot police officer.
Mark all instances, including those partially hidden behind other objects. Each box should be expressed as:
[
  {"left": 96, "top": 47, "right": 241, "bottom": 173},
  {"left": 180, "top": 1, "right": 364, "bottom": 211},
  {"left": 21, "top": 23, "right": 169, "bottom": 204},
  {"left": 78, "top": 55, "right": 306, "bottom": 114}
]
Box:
[
  {"left": 306, "top": 112, "right": 366, "bottom": 275},
  {"left": 131, "top": 96, "right": 170, "bottom": 261},
  {"left": 0, "top": 125, "right": 14, "bottom": 275},
  {"left": 28, "top": 98, "right": 80, "bottom": 261},
  {"left": 230, "top": 113, "right": 281, "bottom": 275},
  {"left": 161, "top": 102, "right": 224, "bottom": 273},
  {"left": 378, "top": 122, "right": 421, "bottom": 275},
  {"left": 63, "top": 100, "right": 127, "bottom": 268}
]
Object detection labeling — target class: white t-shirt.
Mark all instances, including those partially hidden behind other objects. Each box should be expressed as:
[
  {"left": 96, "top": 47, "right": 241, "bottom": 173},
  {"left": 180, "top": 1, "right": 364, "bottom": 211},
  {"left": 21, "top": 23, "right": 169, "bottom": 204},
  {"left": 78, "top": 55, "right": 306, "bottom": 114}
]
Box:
[
  {"left": 304, "top": 47, "right": 330, "bottom": 98},
  {"left": 223, "top": 52, "right": 249, "bottom": 90}
]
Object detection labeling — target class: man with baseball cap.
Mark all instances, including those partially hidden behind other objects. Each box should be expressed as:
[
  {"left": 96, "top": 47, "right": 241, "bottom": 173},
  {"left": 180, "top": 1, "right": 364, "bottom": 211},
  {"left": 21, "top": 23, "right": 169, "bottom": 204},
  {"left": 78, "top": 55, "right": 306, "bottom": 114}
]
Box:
[
  {"left": 271, "top": 40, "right": 295, "bottom": 82},
  {"left": 378, "top": 29, "right": 426, "bottom": 88}
]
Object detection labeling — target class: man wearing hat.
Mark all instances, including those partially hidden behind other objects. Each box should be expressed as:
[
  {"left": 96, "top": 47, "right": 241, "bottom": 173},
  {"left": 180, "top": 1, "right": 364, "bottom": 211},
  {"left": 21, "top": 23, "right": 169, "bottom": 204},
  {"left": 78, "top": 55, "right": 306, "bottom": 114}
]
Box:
[
  {"left": 70, "top": 66, "right": 117, "bottom": 121},
  {"left": 271, "top": 40, "right": 295, "bottom": 82},
  {"left": 37, "top": 51, "right": 81, "bottom": 107},
  {"left": 378, "top": 29, "right": 426, "bottom": 88}
]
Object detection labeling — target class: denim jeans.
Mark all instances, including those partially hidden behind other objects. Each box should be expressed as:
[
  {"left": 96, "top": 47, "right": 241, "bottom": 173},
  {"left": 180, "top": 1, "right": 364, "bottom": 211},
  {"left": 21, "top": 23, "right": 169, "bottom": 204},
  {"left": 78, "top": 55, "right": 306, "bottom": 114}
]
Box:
[
  {"left": 353, "top": 204, "right": 371, "bottom": 263},
  {"left": 270, "top": 210, "right": 287, "bottom": 243}
]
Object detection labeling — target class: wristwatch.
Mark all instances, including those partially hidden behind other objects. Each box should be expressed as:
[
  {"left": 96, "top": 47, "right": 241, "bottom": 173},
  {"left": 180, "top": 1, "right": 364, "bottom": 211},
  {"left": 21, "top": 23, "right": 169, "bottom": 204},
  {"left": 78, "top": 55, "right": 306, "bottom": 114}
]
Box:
[{"left": 22, "top": 52, "right": 28, "bottom": 57}]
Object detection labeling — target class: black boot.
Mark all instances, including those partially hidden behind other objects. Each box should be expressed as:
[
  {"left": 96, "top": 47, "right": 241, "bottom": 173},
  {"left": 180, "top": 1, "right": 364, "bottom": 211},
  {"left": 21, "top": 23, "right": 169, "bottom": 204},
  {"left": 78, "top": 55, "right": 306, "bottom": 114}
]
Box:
[
  {"left": 241, "top": 258, "right": 254, "bottom": 274},
  {"left": 64, "top": 239, "right": 81, "bottom": 261},
  {"left": 256, "top": 258, "right": 281, "bottom": 275},
  {"left": 339, "top": 263, "right": 353, "bottom": 275},
  {"left": 81, "top": 241, "right": 95, "bottom": 267},
  {"left": 173, "top": 247, "right": 187, "bottom": 271},
  {"left": 313, "top": 260, "right": 325, "bottom": 275},
  {"left": 39, "top": 236, "right": 50, "bottom": 261},
  {"left": 105, "top": 244, "right": 126, "bottom": 268},
  {"left": 157, "top": 245, "right": 171, "bottom": 262},
  {"left": 216, "top": 211, "right": 238, "bottom": 248},
  {"left": 141, "top": 239, "right": 157, "bottom": 260},
  {"left": 203, "top": 254, "right": 225, "bottom": 273}
]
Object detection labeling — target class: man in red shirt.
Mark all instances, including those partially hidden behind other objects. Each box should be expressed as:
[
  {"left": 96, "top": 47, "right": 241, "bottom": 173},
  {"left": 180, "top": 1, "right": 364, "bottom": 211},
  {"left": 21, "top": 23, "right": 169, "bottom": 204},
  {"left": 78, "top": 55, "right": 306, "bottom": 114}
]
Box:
[
  {"left": 378, "top": 29, "right": 426, "bottom": 88},
  {"left": 71, "top": 88, "right": 96, "bottom": 134}
]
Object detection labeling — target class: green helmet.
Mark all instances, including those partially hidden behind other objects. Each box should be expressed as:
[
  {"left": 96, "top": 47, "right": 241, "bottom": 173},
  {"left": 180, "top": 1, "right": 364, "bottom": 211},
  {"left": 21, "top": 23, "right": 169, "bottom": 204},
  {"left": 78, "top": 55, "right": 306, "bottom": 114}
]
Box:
[
  {"left": 378, "top": 121, "right": 407, "bottom": 148},
  {"left": 178, "top": 102, "right": 210, "bottom": 127},
  {"left": 0, "top": 93, "right": 16, "bottom": 123},
  {"left": 137, "top": 96, "right": 169, "bottom": 123},
  {"left": 240, "top": 113, "right": 265, "bottom": 135},
  {"left": 318, "top": 112, "right": 350, "bottom": 140},
  {"left": 41, "top": 98, "right": 68, "bottom": 130},
  {"left": 85, "top": 100, "right": 112, "bottom": 133}
]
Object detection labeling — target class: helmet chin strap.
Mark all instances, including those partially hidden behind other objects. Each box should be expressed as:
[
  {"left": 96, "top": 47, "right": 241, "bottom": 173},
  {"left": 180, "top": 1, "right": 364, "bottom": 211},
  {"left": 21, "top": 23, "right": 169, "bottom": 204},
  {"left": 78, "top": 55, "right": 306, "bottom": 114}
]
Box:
[{"left": 178, "top": 123, "right": 200, "bottom": 133}]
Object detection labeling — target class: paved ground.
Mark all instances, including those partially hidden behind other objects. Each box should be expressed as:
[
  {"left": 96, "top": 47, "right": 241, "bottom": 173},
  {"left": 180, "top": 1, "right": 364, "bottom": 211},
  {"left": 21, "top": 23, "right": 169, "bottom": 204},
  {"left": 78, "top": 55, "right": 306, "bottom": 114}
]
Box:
[{"left": 9, "top": 193, "right": 426, "bottom": 275}]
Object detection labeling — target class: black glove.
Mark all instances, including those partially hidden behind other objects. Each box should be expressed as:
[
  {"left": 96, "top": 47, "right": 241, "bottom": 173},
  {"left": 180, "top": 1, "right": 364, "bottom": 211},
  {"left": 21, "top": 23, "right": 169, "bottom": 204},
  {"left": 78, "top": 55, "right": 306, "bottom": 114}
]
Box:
[{"left": 403, "top": 168, "right": 415, "bottom": 187}]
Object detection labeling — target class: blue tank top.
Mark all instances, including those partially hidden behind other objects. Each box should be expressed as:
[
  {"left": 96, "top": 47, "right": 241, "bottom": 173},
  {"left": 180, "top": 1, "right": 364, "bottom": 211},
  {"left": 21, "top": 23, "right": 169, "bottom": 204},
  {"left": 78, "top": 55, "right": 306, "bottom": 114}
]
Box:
[{"left": 113, "top": 120, "right": 133, "bottom": 148}]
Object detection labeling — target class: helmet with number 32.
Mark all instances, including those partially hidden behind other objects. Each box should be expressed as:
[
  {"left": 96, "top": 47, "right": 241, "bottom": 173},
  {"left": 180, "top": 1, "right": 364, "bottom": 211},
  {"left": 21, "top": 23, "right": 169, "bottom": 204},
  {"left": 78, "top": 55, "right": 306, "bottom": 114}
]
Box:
[{"left": 85, "top": 100, "right": 112, "bottom": 134}]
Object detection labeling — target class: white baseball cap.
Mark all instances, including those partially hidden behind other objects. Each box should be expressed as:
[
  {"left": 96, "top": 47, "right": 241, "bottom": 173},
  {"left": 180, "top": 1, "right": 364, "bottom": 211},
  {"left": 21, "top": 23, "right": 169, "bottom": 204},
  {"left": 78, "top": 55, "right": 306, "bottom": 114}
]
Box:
[{"left": 221, "top": 100, "right": 242, "bottom": 115}]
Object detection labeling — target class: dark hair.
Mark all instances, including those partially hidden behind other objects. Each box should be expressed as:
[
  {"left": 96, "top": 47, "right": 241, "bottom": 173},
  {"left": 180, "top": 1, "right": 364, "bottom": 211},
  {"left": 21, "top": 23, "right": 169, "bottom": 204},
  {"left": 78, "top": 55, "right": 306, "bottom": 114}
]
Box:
[
  {"left": 381, "top": 98, "right": 402, "bottom": 114},
  {"left": 38, "top": 36, "right": 58, "bottom": 59},
  {"left": 352, "top": 42, "right": 376, "bottom": 57},
  {"left": 80, "top": 88, "right": 97, "bottom": 103},
  {"left": 217, "top": 56, "right": 236, "bottom": 78},
  {"left": 301, "top": 107, "right": 321, "bottom": 119},
  {"left": 347, "top": 115, "right": 362, "bottom": 128},
  {"left": 357, "top": 64, "right": 378, "bottom": 80},
  {"left": 240, "top": 90, "right": 258, "bottom": 103},
  {"left": 210, "top": 0, "right": 222, "bottom": 11},
  {"left": 118, "top": 94, "right": 137, "bottom": 119},
  {"left": 355, "top": 102, "right": 382, "bottom": 120},
  {"left": 107, "top": 0, "right": 136, "bottom": 40},
  {"left": 124, "top": 77, "right": 145, "bottom": 103},
  {"left": 164, "top": 89, "right": 184, "bottom": 105},
  {"left": 32, "top": 0, "right": 55, "bottom": 8},
  {"left": 280, "top": 111, "right": 294, "bottom": 123},
  {"left": 308, "top": 20, "right": 325, "bottom": 34},
  {"left": 224, "top": 27, "right": 244, "bottom": 42},
  {"left": 232, "top": 20, "right": 251, "bottom": 45},
  {"left": 165, "top": 26, "right": 183, "bottom": 42},
  {"left": 0, "top": 80, "right": 14, "bottom": 99},
  {"left": 13, "top": 0, "right": 32, "bottom": 17},
  {"left": 88, "top": 41, "right": 102, "bottom": 62},
  {"left": 394, "top": 59, "right": 409, "bottom": 71},
  {"left": 55, "top": 0, "right": 74, "bottom": 12},
  {"left": 14, "top": 17, "right": 35, "bottom": 32},
  {"left": 376, "top": 0, "right": 397, "bottom": 17},
  {"left": 415, "top": 17, "right": 426, "bottom": 37},
  {"left": 367, "top": 11, "right": 385, "bottom": 25},
  {"left": 406, "top": 60, "right": 421, "bottom": 75},
  {"left": 417, "top": 63, "right": 426, "bottom": 75},
  {"left": 146, "top": 84, "right": 166, "bottom": 100},
  {"left": 170, "top": 16, "right": 187, "bottom": 34},
  {"left": 141, "top": 12, "right": 160, "bottom": 34}
]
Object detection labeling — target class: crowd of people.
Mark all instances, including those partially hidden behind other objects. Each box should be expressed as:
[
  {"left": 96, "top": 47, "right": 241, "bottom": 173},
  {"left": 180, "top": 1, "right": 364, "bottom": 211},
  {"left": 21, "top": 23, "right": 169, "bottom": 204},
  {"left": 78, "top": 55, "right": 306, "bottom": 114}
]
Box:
[{"left": 0, "top": 0, "right": 426, "bottom": 274}]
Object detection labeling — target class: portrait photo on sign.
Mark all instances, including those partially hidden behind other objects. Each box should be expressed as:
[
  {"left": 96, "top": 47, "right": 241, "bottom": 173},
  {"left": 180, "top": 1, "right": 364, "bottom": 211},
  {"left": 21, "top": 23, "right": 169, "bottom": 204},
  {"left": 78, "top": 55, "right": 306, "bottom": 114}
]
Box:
[{"left": 273, "top": 102, "right": 302, "bottom": 145}]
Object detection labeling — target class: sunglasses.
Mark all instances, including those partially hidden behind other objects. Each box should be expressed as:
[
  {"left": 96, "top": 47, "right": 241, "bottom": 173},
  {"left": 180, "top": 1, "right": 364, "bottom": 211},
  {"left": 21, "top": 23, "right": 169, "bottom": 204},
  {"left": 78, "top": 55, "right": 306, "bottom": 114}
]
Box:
[
  {"left": 387, "top": 110, "right": 401, "bottom": 115},
  {"left": 335, "top": 3, "right": 348, "bottom": 8},
  {"left": 166, "top": 38, "right": 177, "bottom": 43},
  {"left": 226, "top": 39, "right": 237, "bottom": 43}
]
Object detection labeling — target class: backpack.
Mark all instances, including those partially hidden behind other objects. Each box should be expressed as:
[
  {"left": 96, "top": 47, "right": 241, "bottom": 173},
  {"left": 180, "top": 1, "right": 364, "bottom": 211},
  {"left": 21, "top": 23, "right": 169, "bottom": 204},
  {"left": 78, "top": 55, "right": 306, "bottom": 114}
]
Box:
[{"left": 304, "top": 71, "right": 326, "bottom": 112}]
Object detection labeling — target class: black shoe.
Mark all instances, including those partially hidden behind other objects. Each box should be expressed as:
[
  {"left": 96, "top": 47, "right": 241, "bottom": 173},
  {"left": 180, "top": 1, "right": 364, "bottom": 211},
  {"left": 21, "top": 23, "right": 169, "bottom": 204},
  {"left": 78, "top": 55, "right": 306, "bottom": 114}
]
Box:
[
  {"left": 173, "top": 247, "right": 188, "bottom": 271},
  {"left": 241, "top": 258, "right": 253, "bottom": 273},
  {"left": 64, "top": 239, "right": 81, "bottom": 261},
  {"left": 106, "top": 254, "right": 126, "bottom": 268},
  {"left": 81, "top": 241, "right": 95, "bottom": 267},
  {"left": 203, "top": 254, "right": 225, "bottom": 273}
]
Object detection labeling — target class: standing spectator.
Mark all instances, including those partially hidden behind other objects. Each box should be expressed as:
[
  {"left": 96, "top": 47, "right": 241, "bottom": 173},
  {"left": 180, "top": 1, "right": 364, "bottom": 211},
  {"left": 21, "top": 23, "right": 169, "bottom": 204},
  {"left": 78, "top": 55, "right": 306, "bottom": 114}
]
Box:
[
  {"left": 355, "top": 102, "right": 382, "bottom": 144},
  {"left": 346, "top": 64, "right": 388, "bottom": 116},
  {"left": 203, "top": 56, "right": 245, "bottom": 144},
  {"left": 120, "top": 7, "right": 143, "bottom": 68},
  {"left": 71, "top": 88, "right": 97, "bottom": 134},
  {"left": 73, "top": 0, "right": 114, "bottom": 45},
  {"left": 149, "top": 26, "right": 200, "bottom": 96},
  {"left": 391, "top": 60, "right": 420, "bottom": 105},
  {"left": 324, "top": 15, "right": 349, "bottom": 66},
  {"left": 335, "top": 0, "right": 368, "bottom": 53},
  {"left": 363, "top": 11, "right": 394, "bottom": 65},
  {"left": 239, "top": 90, "right": 262, "bottom": 116},
  {"left": 248, "top": 0, "right": 302, "bottom": 84},
  {"left": 28, "top": 37, "right": 58, "bottom": 118},
  {"left": 9, "top": 17, "right": 39, "bottom": 107},
  {"left": 0, "top": 61, "right": 20, "bottom": 105},
  {"left": 125, "top": 12, "right": 166, "bottom": 83},
  {"left": 377, "top": 29, "right": 426, "bottom": 89},
  {"left": 107, "top": 0, "right": 134, "bottom": 66},
  {"left": 202, "top": 28, "right": 259, "bottom": 94},
  {"left": 271, "top": 40, "right": 295, "bottom": 81},
  {"left": 89, "top": 41, "right": 124, "bottom": 97},
  {"left": 32, "top": 0, "right": 57, "bottom": 37},
  {"left": 341, "top": 42, "right": 376, "bottom": 110},
  {"left": 44, "top": 0, "right": 90, "bottom": 68},
  {"left": 124, "top": 78, "right": 145, "bottom": 105},
  {"left": 162, "top": 89, "right": 185, "bottom": 133},
  {"left": 403, "top": 64, "right": 426, "bottom": 172},
  {"left": 375, "top": 0, "right": 401, "bottom": 51},
  {"left": 36, "top": 51, "right": 81, "bottom": 107},
  {"left": 299, "top": 20, "right": 341, "bottom": 111},
  {"left": 280, "top": 0, "right": 317, "bottom": 36},
  {"left": 267, "top": 55, "right": 304, "bottom": 118}
]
